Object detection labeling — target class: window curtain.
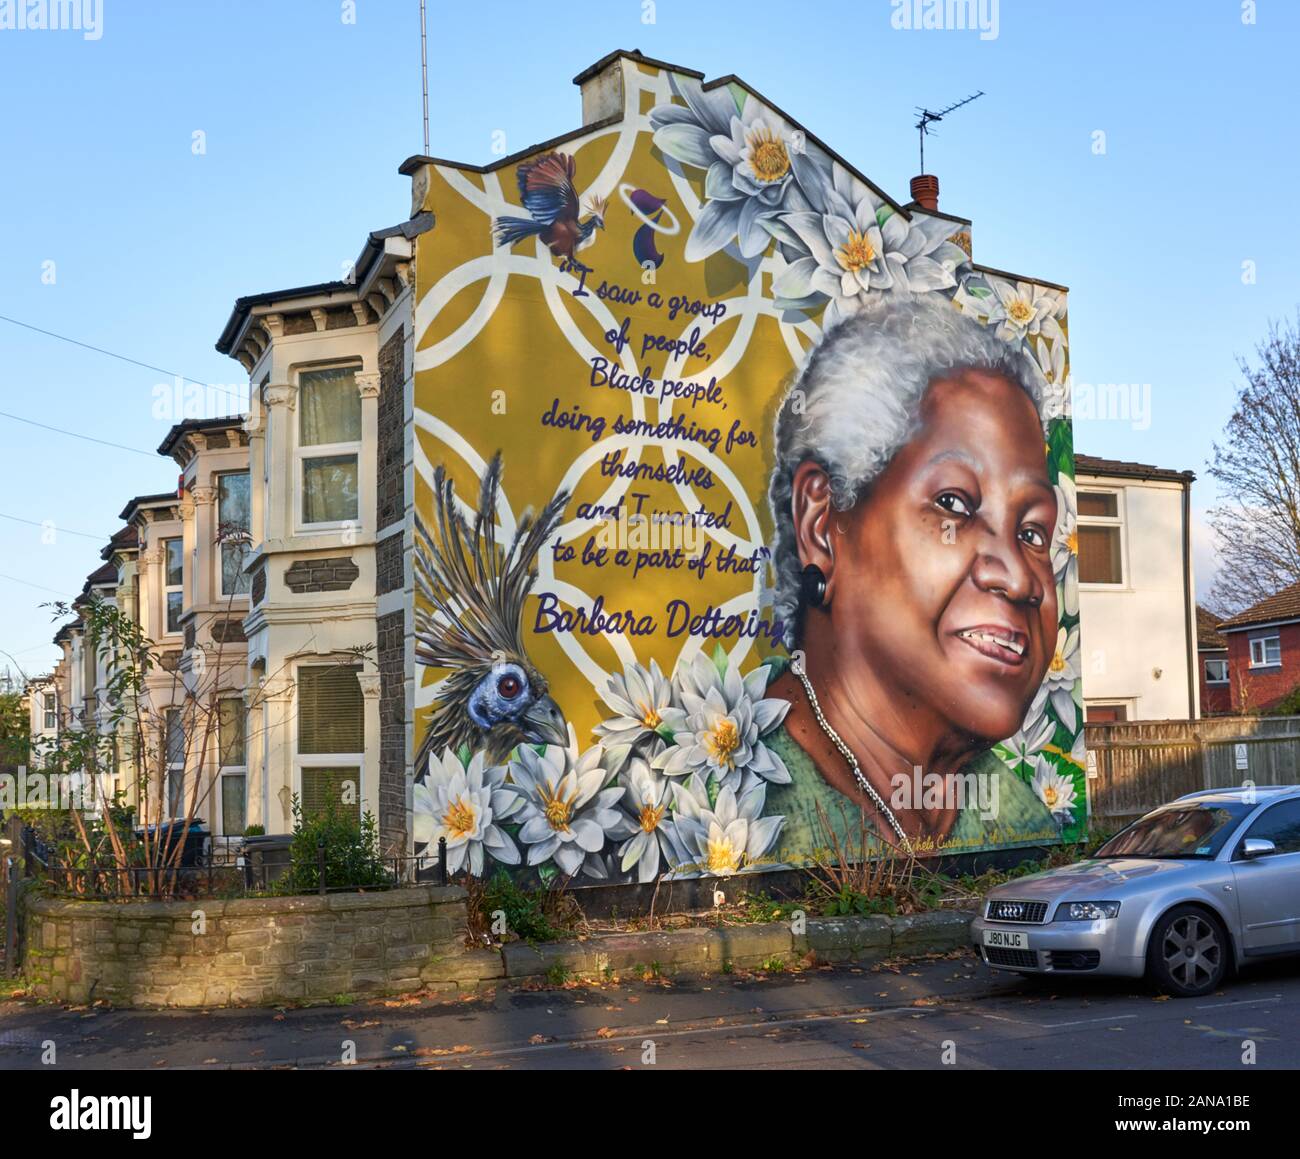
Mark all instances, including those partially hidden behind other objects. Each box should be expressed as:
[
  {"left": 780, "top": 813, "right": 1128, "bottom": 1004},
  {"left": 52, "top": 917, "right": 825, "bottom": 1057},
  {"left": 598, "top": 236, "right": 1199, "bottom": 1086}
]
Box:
[
  {"left": 221, "top": 775, "right": 247, "bottom": 836},
  {"left": 300, "top": 767, "right": 362, "bottom": 823},
  {"left": 219, "top": 698, "right": 246, "bottom": 766},
  {"left": 297, "top": 666, "right": 364, "bottom": 754},
  {"left": 302, "top": 454, "right": 359, "bottom": 524},
  {"left": 299, "top": 368, "right": 361, "bottom": 446}
]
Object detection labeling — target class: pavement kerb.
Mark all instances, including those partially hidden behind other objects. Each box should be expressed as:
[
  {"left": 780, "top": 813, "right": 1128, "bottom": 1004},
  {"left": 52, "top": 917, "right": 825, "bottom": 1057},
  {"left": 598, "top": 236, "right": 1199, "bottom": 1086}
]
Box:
[{"left": 500, "top": 909, "right": 977, "bottom": 982}]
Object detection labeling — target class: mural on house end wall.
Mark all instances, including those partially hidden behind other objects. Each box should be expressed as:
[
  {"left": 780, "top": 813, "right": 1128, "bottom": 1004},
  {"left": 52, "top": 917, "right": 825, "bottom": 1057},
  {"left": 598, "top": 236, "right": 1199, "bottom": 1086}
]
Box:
[{"left": 409, "top": 58, "right": 1083, "bottom": 886}]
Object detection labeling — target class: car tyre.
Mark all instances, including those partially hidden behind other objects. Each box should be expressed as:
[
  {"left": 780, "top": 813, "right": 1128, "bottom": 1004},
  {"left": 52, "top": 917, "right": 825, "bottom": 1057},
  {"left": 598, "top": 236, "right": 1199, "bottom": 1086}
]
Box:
[{"left": 1146, "top": 905, "right": 1228, "bottom": 998}]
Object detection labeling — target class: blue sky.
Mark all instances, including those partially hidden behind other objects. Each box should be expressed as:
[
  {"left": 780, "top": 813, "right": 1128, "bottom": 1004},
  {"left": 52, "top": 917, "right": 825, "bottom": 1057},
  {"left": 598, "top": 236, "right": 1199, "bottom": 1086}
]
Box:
[{"left": 0, "top": 0, "right": 1293, "bottom": 679}]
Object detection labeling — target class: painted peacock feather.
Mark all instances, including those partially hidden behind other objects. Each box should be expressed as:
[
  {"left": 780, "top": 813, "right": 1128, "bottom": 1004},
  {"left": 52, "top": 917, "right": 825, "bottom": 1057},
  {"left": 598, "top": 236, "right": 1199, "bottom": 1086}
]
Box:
[{"left": 413, "top": 453, "right": 570, "bottom": 772}]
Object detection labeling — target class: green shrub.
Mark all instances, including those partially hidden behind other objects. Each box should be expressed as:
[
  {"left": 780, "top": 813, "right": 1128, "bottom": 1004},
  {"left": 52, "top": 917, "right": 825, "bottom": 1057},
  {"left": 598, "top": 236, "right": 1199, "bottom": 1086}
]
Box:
[
  {"left": 820, "top": 885, "right": 899, "bottom": 918},
  {"left": 1268, "top": 685, "right": 1300, "bottom": 716},
  {"left": 479, "top": 870, "right": 560, "bottom": 943},
  {"left": 277, "top": 798, "right": 390, "bottom": 895}
]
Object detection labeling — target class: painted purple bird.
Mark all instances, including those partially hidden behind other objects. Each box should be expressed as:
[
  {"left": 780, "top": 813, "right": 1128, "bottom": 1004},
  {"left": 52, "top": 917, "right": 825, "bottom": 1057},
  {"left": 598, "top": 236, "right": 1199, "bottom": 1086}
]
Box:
[{"left": 628, "top": 188, "right": 668, "bottom": 270}]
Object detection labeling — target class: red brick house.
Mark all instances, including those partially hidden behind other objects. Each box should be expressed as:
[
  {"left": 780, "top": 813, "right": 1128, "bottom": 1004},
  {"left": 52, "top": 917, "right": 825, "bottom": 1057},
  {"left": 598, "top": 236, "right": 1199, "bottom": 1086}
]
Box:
[
  {"left": 1216, "top": 583, "right": 1300, "bottom": 713},
  {"left": 1197, "top": 605, "right": 1232, "bottom": 715}
]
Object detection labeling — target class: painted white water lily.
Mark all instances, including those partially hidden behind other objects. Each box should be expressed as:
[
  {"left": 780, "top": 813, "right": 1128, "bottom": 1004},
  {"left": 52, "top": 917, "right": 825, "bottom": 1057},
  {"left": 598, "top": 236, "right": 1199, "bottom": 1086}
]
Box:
[
  {"left": 652, "top": 652, "right": 791, "bottom": 791},
  {"left": 413, "top": 748, "right": 521, "bottom": 876},
  {"left": 663, "top": 772, "right": 784, "bottom": 879},
  {"left": 593, "top": 658, "right": 686, "bottom": 771},
  {"left": 985, "top": 276, "right": 1065, "bottom": 345},
  {"left": 1030, "top": 335, "right": 1069, "bottom": 419},
  {"left": 1051, "top": 473, "right": 1079, "bottom": 616},
  {"left": 649, "top": 77, "right": 816, "bottom": 260},
  {"left": 1070, "top": 728, "right": 1087, "bottom": 769},
  {"left": 999, "top": 708, "right": 1056, "bottom": 772},
  {"left": 1031, "top": 755, "right": 1078, "bottom": 824},
  {"left": 507, "top": 743, "right": 623, "bottom": 878},
  {"left": 772, "top": 163, "right": 965, "bottom": 327},
  {"left": 1041, "top": 625, "right": 1083, "bottom": 731},
  {"left": 613, "top": 757, "right": 679, "bottom": 884}
]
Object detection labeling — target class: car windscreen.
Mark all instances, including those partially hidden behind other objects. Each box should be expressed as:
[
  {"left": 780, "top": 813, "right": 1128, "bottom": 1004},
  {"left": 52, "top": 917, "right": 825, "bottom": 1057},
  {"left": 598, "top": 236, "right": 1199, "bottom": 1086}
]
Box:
[{"left": 1095, "top": 801, "right": 1253, "bottom": 859}]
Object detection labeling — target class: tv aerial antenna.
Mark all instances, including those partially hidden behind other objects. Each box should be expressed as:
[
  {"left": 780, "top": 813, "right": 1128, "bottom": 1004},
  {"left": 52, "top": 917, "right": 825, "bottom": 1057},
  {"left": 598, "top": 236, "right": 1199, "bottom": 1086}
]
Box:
[{"left": 914, "top": 91, "right": 984, "bottom": 173}]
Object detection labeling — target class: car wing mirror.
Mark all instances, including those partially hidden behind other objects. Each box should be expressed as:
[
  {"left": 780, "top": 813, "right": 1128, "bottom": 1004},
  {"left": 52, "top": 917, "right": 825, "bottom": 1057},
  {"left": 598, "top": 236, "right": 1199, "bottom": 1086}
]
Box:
[{"left": 1241, "top": 837, "right": 1277, "bottom": 859}]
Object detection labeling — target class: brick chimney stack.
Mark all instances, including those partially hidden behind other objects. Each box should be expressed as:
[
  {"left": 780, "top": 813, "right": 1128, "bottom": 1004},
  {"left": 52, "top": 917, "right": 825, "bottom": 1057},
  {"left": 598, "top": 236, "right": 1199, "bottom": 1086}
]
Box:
[{"left": 910, "top": 173, "right": 940, "bottom": 212}]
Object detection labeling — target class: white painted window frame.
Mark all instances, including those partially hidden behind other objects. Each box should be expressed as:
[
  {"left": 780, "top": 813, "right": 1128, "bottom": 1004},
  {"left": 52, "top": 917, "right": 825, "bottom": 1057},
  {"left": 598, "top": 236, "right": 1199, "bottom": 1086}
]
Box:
[{"left": 294, "top": 362, "right": 363, "bottom": 535}]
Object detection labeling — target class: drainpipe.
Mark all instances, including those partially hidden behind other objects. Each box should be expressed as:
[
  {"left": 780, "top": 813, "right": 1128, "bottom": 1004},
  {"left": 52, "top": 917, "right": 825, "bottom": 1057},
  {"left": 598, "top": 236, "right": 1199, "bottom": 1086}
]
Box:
[{"left": 1182, "top": 476, "right": 1197, "bottom": 718}]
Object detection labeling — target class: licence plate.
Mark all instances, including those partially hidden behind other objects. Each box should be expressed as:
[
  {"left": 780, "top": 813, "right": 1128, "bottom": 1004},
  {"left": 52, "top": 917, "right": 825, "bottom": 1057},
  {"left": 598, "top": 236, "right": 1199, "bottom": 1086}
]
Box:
[{"left": 982, "top": 929, "right": 1030, "bottom": 950}]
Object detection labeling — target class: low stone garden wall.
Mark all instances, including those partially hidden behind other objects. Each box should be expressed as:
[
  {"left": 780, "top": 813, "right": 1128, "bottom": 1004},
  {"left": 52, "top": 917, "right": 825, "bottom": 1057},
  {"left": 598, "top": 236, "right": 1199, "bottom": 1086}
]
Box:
[
  {"left": 502, "top": 910, "right": 974, "bottom": 981},
  {"left": 20, "top": 884, "right": 976, "bottom": 1008},
  {"left": 22, "top": 885, "right": 495, "bottom": 1007}
]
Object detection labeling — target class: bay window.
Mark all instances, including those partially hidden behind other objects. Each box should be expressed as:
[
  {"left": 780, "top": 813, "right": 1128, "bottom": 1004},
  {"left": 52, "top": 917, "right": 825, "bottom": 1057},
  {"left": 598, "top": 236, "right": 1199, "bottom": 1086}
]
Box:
[
  {"left": 218, "top": 697, "right": 247, "bottom": 837},
  {"left": 218, "top": 471, "right": 252, "bottom": 595},
  {"left": 163, "top": 538, "right": 184, "bottom": 633},
  {"left": 165, "top": 709, "right": 185, "bottom": 818},
  {"left": 298, "top": 367, "right": 361, "bottom": 527},
  {"left": 296, "top": 664, "right": 363, "bottom": 823}
]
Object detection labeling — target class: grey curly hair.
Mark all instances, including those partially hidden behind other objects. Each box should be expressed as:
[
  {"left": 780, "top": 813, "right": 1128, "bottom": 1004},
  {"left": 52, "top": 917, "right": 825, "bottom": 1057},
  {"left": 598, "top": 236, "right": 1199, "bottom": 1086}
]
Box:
[{"left": 768, "top": 293, "right": 1048, "bottom": 649}]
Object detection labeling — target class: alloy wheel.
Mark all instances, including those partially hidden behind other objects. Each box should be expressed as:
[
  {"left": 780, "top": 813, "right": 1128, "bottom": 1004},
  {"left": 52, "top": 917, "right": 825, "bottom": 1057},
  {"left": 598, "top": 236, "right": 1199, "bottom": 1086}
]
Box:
[{"left": 1161, "top": 913, "right": 1221, "bottom": 991}]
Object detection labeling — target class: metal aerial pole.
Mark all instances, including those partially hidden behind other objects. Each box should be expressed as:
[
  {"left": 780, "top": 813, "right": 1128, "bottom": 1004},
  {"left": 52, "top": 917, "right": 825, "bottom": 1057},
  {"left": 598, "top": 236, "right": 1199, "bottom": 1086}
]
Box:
[{"left": 420, "top": 0, "right": 430, "bottom": 155}]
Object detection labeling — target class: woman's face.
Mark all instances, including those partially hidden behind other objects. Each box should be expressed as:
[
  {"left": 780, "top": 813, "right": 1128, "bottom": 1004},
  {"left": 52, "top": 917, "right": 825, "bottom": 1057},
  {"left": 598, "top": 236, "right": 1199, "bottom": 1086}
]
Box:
[{"left": 825, "top": 370, "right": 1059, "bottom": 744}]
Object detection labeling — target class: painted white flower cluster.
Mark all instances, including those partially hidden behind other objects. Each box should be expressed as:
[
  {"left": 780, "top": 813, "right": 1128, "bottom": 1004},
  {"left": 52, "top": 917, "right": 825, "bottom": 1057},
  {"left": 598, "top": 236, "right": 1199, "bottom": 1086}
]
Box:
[
  {"left": 413, "top": 654, "right": 790, "bottom": 883},
  {"left": 649, "top": 76, "right": 969, "bottom": 328}
]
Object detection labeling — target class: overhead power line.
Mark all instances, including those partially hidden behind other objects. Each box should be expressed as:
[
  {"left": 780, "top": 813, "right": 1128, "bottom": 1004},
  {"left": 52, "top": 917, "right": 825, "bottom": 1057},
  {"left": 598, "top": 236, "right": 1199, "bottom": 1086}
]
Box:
[
  {"left": 0, "top": 511, "right": 110, "bottom": 541},
  {"left": 0, "top": 572, "right": 76, "bottom": 597},
  {"left": 0, "top": 409, "right": 157, "bottom": 457},
  {"left": 0, "top": 312, "right": 243, "bottom": 405}
]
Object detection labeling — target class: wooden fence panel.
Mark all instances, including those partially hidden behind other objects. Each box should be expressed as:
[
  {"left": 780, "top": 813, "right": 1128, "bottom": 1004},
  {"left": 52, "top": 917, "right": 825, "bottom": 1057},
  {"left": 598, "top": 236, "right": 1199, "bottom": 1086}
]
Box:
[{"left": 1084, "top": 716, "right": 1300, "bottom": 823}]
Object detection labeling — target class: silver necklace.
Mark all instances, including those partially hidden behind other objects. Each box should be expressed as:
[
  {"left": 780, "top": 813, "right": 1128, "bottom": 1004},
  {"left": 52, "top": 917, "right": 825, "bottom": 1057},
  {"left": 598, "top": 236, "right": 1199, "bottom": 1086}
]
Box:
[{"left": 793, "top": 666, "right": 912, "bottom": 851}]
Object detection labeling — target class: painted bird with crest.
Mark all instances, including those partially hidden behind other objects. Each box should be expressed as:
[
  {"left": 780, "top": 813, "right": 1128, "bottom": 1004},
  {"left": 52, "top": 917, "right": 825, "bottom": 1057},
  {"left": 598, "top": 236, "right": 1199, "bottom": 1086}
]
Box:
[
  {"left": 413, "top": 453, "right": 570, "bottom": 775},
  {"left": 492, "top": 151, "right": 607, "bottom": 270}
]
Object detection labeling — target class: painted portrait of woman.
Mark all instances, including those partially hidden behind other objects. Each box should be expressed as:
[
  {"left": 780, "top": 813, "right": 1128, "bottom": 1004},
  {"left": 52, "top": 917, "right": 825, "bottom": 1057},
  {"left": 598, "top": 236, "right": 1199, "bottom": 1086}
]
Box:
[{"left": 763, "top": 294, "right": 1063, "bottom": 857}]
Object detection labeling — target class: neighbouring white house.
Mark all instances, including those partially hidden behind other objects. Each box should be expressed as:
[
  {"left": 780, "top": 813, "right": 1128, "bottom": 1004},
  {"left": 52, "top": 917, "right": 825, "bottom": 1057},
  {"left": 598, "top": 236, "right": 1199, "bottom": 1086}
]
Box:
[
  {"left": 1074, "top": 454, "right": 1199, "bottom": 722},
  {"left": 24, "top": 674, "right": 59, "bottom": 766}
]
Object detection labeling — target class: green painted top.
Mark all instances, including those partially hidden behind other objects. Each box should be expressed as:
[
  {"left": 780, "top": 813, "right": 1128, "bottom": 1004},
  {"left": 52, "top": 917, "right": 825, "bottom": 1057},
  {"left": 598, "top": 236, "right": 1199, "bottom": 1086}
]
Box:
[{"left": 763, "top": 726, "right": 1062, "bottom": 863}]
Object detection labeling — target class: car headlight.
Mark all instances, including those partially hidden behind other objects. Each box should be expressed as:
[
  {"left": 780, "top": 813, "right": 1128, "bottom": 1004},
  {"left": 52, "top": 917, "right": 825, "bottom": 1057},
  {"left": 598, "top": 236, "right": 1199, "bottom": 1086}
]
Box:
[{"left": 1055, "top": 901, "right": 1121, "bottom": 921}]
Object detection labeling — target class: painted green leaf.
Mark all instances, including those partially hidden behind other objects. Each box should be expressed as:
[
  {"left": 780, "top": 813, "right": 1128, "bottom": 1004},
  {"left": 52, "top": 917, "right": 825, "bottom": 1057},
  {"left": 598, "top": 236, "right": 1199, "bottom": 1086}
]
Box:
[
  {"left": 711, "top": 642, "right": 729, "bottom": 680},
  {"left": 764, "top": 654, "right": 790, "bottom": 683}
]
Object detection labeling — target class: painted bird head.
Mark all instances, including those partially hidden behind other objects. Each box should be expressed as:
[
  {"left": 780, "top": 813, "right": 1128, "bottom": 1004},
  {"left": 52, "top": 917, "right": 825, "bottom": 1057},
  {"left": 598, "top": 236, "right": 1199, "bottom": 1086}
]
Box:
[
  {"left": 464, "top": 658, "right": 566, "bottom": 749},
  {"left": 413, "top": 454, "right": 570, "bottom": 769},
  {"left": 583, "top": 194, "right": 609, "bottom": 232}
]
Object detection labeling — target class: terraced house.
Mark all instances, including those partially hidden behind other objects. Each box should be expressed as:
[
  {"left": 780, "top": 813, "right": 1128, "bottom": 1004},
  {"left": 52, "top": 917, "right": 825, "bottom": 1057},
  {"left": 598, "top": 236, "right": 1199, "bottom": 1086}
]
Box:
[{"left": 41, "top": 219, "right": 418, "bottom": 854}]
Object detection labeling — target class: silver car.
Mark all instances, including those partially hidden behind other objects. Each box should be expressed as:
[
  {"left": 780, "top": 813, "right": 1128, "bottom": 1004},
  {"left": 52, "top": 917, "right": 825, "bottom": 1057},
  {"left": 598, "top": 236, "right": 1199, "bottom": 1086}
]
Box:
[{"left": 971, "top": 786, "right": 1300, "bottom": 997}]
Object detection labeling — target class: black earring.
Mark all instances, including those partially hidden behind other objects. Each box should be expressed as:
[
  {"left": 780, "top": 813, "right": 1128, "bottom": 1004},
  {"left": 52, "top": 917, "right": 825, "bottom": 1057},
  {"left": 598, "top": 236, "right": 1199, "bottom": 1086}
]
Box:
[{"left": 800, "top": 564, "right": 828, "bottom": 608}]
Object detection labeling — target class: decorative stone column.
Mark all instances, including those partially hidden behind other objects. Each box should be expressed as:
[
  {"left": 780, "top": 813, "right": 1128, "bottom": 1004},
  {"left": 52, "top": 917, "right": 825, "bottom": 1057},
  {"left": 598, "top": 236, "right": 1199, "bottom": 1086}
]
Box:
[
  {"left": 190, "top": 483, "right": 217, "bottom": 610},
  {"left": 357, "top": 670, "right": 382, "bottom": 835},
  {"left": 137, "top": 543, "right": 163, "bottom": 644},
  {"left": 258, "top": 677, "right": 296, "bottom": 834},
  {"left": 357, "top": 372, "right": 380, "bottom": 541},
  {"left": 244, "top": 396, "right": 266, "bottom": 549},
  {"left": 262, "top": 383, "right": 297, "bottom": 544}
]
